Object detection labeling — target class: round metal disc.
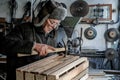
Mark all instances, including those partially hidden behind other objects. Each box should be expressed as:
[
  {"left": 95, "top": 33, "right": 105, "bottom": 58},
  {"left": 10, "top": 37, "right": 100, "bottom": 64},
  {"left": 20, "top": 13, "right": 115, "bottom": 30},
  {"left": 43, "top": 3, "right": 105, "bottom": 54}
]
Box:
[
  {"left": 104, "top": 28, "right": 119, "bottom": 42},
  {"left": 84, "top": 27, "right": 97, "bottom": 40},
  {"left": 105, "top": 48, "right": 117, "bottom": 60},
  {"left": 70, "top": 0, "right": 89, "bottom": 17}
]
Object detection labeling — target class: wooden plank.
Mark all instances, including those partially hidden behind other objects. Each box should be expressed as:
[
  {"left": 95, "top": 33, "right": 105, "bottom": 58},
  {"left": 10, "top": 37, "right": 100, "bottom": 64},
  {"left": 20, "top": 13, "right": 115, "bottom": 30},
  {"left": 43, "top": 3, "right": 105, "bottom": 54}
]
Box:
[
  {"left": 43, "top": 55, "right": 79, "bottom": 75},
  {"left": 23, "top": 55, "right": 64, "bottom": 80},
  {"left": 58, "top": 61, "right": 89, "bottom": 80},
  {"left": 16, "top": 54, "right": 60, "bottom": 71},
  {"left": 80, "top": 74, "right": 89, "bottom": 80},
  {"left": 47, "top": 57, "right": 88, "bottom": 80},
  {"left": 25, "top": 72, "right": 34, "bottom": 80},
  {"left": 27, "top": 56, "right": 72, "bottom": 80},
  {"left": 32, "top": 55, "right": 73, "bottom": 73},
  {"left": 71, "top": 69, "right": 88, "bottom": 80},
  {"left": 16, "top": 54, "right": 61, "bottom": 80},
  {"left": 34, "top": 55, "right": 77, "bottom": 80},
  {"left": 32, "top": 59, "right": 64, "bottom": 73},
  {"left": 35, "top": 74, "right": 46, "bottom": 80},
  {"left": 25, "top": 55, "right": 64, "bottom": 72},
  {"left": 16, "top": 71, "right": 24, "bottom": 80}
]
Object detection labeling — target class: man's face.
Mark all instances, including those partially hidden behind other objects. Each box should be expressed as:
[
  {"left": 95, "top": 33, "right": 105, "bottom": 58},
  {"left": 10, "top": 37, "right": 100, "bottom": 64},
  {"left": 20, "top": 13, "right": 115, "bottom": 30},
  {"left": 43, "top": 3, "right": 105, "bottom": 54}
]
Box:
[{"left": 43, "top": 19, "right": 60, "bottom": 33}]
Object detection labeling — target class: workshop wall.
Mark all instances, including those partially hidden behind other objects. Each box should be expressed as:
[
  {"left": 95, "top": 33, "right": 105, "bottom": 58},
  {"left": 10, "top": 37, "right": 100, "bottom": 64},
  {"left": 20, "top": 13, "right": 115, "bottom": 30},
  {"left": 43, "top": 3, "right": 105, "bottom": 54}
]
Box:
[
  {"left": 0, "top": 0, "right": 30, "bottom": 22},
  {"left": 56, "top": 0, "right": 120, "bottom": 51},
  {"left": 0, "top": 0, "right": 119, "bottom": 51}
]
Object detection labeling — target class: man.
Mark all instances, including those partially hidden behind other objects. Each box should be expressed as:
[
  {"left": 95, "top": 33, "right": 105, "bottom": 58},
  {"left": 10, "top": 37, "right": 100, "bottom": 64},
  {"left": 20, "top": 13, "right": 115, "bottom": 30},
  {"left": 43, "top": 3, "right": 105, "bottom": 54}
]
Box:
[{"left": 0, "top": 0, "right": 67, "bottom": 80}]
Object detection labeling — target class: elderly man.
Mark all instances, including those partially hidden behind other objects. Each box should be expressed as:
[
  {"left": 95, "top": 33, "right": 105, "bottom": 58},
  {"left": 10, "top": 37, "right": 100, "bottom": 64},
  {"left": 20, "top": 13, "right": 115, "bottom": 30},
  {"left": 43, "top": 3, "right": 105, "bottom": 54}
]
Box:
[{"left": 0, "top": 0, "right": 67, "bottom": 80}]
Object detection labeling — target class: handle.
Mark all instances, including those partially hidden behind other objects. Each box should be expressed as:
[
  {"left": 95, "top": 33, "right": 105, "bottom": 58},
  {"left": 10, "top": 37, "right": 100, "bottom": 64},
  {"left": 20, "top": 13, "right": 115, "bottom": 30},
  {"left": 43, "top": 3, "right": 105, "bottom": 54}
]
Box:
[{"left": 17, "top": 47, "right": 65, "bottom": 57}]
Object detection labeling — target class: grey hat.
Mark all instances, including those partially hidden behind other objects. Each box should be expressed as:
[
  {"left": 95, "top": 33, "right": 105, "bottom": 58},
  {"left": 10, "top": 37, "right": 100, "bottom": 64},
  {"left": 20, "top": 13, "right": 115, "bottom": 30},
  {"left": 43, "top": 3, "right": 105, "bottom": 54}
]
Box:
[
  {"left": 34, "top": 4, "right": 67, "bottom": 26},
  {"left": 49, "top": 7, "right": 67, "bottom": 21}
]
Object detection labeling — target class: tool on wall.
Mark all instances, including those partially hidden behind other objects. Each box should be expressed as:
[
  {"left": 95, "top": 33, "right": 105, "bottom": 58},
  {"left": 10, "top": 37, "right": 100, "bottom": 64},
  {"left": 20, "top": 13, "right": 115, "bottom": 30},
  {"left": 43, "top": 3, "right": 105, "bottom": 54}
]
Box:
[
  {"left": 70, "top": 0, "right": 89, "bottom": 17},
  {"left": 8, "top": 0, "right": 18, "bottom": 28},
  {"left": 19, "top": 1, "right": 31, "bottom": 24},
  {"left": 84, "top": 27, "right": 97, "bottom": 40},
  {"left": 105, "top": 48, "right": 117, "bottom": 60},
  {"left": 103, "top": 48, "right": 118, "bottom": 69},
  {"left": 104, "top": 28, "right": 119, "bottom": 42}
]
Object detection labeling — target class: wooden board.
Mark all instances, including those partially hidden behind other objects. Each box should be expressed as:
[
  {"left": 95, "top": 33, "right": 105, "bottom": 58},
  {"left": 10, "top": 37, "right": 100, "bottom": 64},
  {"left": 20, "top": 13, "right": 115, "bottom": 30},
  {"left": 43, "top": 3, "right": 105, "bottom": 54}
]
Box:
[
  {"left": 17, "top": 54, "right": 59, "bottom": 71},
  {"left": 71, "top": 69, "right": 88, "bottom": 80},
  {"left": 45, "top": 57, "right": 88, "bottom": 80},
  {"left": 43, "top": 56, "right": 79, "bottom": 75},
  {"left": 58, "top": 61, "right": 89, "bottom": 80},
  {"left": 16, "top": 55, "right": 89, "bottom": 80},
  {"left": 16, "top": 54, "right": 61, "bottom": 80}
]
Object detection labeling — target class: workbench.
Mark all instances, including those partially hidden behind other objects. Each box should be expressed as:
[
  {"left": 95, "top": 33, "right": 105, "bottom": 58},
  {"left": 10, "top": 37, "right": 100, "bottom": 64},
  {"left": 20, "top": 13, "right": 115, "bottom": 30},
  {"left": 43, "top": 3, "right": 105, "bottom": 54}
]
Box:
[{"left": 87, "top": 69, "right": 120, "bottom": 80}]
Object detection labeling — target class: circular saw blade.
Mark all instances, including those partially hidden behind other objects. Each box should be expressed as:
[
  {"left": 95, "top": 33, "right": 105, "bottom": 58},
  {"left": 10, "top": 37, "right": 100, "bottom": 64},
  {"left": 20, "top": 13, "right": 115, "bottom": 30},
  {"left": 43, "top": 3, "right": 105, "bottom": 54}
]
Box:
[{"left": 70, "top": 0, "right": 89, "bottom": 17}]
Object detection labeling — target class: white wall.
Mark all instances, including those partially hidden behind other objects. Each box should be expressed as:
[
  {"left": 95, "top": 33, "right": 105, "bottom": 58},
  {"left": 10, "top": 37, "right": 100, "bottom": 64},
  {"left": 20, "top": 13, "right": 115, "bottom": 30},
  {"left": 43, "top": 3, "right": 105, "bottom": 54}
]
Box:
[
  {"left": 0, "top": 0, "right": 30, "bottom": 22},
  {"left": 56, "top": 0, "right": 120, "bottom": 51},
  {"left": 0, "top": 0, "right": 119, "bottom": 51}
]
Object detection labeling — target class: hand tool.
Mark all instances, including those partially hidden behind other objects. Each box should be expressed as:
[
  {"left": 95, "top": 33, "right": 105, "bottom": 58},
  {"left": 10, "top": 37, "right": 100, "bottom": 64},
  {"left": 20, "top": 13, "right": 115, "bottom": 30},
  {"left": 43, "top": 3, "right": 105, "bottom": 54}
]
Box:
[
  {"left": 17, "top": 40, "right": 68, "bottom": 57},
  {"left": 17, "top": 47, "right": 66, "bottom": 57}
]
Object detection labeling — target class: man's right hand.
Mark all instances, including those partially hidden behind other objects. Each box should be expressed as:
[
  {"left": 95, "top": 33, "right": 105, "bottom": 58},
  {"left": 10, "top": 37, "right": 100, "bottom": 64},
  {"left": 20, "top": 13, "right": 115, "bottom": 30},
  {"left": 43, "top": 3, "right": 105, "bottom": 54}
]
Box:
[{"left": 33, "top": 43, "right": 55, "bottom": 56}]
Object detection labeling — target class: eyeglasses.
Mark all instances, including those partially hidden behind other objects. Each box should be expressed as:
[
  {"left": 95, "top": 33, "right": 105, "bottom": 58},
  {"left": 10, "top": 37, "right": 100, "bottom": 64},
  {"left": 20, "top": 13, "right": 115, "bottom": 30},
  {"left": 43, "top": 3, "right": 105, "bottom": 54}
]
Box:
[{"left": 47, "top": 19, "right": 60, "bottom": 29}]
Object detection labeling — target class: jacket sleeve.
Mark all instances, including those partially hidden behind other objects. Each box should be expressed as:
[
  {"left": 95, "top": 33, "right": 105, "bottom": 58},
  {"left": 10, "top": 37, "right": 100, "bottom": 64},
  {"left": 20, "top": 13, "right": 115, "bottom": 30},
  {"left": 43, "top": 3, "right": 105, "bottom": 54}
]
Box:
[{"left": 0, "top": 24, "right": 34, "bottom": 54}]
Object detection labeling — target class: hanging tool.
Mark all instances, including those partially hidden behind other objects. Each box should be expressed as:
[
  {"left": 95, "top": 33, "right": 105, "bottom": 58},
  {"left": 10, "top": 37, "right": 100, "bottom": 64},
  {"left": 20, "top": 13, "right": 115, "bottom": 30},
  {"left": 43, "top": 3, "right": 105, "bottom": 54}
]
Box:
[
  {"left": 84, "top": 27, "right": 97, "bottom": 40},
  {"left": 104, "top": 28, "right": 119, "bottom": 42},
  {"left": 103, "top": 48, "right": 118, "bottom": 69},
  {"left": 70, "top": 0, "right": 89, "bottom": 17}
]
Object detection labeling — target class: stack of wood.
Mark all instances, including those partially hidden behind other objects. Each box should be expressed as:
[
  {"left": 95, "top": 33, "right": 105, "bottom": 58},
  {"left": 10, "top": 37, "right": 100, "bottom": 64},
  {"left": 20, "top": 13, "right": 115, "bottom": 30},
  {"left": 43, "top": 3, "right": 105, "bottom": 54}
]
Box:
[{"left": 16, "top": 54, "right": 89, "bottom": 80}]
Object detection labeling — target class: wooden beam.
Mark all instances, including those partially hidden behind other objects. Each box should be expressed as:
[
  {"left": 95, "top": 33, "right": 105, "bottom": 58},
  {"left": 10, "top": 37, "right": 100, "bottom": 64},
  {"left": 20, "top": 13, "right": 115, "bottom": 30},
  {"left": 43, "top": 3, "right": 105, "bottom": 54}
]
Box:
[
  {"left": 35, "top": 74, "right": 46, "bottom": 80},
  {"left": 58, "top": 61, "right": 89, "bottom": 80},
  {"left": 71, "top": 69, "right": 88, "bottom": 80},
  {"left": 17, "top": 54, "right": 59, "bottom": 71},
  {"left": 16, "top": 54, "right": 61, "bottom": 80},
  {"left": 25, "top": 72, "right": 34, "bottom": 80},
  {"left": 47, "top": 57, "right": 88, "bottom": 80},
  {"left": 43, "top": 55, "right": 79, "bottom": 75}
]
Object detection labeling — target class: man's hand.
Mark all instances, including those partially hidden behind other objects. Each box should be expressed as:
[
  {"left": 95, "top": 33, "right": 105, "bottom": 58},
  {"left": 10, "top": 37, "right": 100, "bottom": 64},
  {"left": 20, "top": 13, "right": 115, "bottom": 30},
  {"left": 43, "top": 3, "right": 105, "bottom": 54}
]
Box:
[{"left": 33, "top": 43, "right": 55, "bottom": 56}]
